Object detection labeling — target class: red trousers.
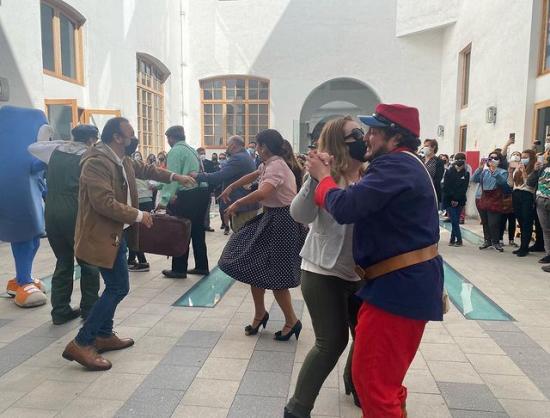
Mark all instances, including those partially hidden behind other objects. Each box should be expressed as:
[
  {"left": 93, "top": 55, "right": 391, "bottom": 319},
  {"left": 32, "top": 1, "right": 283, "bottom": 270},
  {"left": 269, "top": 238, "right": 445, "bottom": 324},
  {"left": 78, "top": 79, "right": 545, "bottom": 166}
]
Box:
[{"left": 352, "top": 303, "right": 427, "bottom": 418}]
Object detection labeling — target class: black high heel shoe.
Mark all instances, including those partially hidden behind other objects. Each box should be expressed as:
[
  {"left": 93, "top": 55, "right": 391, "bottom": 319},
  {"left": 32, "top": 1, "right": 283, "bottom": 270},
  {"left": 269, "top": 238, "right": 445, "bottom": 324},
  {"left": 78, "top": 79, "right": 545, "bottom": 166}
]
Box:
[
  {"left": 244, "top": 312, "right": 269, "bottom": 336},
  {"left": 343, "top": 372, "right": 361, "bottom": 408},
  {"left": 274, "top": 320, "right": 302, "bottom": 341}
]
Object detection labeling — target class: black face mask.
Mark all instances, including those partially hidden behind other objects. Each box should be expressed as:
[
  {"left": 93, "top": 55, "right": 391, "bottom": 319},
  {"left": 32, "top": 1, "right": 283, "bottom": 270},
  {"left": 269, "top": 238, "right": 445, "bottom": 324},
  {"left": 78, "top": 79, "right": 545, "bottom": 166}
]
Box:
[
  {"left": 346, "top": 140, "right": 367, "bottom": 162},
  {"left": 455, "top": 160, "right": 465, "bottom": 167},
  {"left": 125, "top": 137, "right": 139, "bottom": 156}
]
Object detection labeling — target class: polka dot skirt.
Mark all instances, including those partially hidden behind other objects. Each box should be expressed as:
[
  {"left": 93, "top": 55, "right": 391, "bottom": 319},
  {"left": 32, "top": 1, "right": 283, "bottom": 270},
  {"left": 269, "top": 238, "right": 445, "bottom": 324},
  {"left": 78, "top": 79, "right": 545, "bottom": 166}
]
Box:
[{"left": 218, "top": 206, "right": 307, "bottom": 290}]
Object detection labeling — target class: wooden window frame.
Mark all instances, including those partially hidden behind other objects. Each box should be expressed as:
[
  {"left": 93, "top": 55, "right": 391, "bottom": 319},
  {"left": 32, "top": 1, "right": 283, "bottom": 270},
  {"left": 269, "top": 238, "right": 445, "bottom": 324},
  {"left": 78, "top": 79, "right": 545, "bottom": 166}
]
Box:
[
  {"left": 44, "top": 98, "right": 78, "bottom": 126},
  {"left": 79, "top": 109, "right": 121, "bottom": 124},
  {"left": 459, "top": 44, "right": 472, "bottom": 109},
  {"left": 41, "top": 0, "right": 84, "bottom": 85},
  {"left": 137, "top": 57, "right": 166, "bottom": 157},
  {"left": 532, "top": 99, "right": 550, "bottom": 143},
  {"left": 199, "top": 75, "right": 270, "bottom": 149},
  {"left": 459, "top": 125, "right": 467, "bottom": 152},
  {"left": 540, "top": 0, "right": 550, "bottom": 76}
]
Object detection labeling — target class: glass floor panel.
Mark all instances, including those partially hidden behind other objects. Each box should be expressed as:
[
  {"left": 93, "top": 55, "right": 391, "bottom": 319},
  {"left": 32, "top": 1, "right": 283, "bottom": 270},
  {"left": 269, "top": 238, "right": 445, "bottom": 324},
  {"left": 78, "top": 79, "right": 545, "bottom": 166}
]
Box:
[
  {"left": 173, "top": 266, "right": 235, "bottom": 308},
  {"left": 444, "top": 261, "right": 513, "bottom": 321},
  {"left": 42, "top": 265, "right": 81, "bottom": 293},
  {"left": 440, "top": 220, "right": 485, "bottom": 245}
]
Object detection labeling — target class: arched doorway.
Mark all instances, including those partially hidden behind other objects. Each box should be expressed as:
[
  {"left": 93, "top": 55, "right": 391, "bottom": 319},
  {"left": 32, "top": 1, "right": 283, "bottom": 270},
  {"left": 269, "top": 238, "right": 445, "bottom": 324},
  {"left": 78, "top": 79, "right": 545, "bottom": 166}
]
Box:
[{"left": 299, "top": 78, "right": 380, "bottom": 151}]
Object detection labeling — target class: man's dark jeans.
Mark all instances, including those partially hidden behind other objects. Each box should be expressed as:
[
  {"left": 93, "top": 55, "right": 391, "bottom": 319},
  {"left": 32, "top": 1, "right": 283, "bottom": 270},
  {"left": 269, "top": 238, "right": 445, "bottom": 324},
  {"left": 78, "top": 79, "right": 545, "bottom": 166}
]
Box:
[
  {"left": 170, "top": 188, "right": 210, "bottom": 273},
  {"left": 75, "top": 239, "right": 129, "bottom": 346}
]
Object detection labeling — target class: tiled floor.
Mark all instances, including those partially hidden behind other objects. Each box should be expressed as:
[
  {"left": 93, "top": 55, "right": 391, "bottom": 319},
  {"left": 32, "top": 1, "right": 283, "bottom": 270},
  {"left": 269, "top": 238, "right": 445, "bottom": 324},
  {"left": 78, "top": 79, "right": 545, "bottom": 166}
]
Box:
[{"left": 1, "top": 216, "right": 550, "bottom": 417}]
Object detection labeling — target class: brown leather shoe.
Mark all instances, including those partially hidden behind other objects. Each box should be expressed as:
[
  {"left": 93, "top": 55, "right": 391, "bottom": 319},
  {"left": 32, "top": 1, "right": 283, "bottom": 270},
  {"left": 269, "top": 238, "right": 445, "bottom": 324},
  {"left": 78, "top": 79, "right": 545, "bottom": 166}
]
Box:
[
  {"left": 94, "top": 333, "right": 134, "bottom": 353},
  {"left": 62, "top": 340, "right": 112, "bottom": 371}
]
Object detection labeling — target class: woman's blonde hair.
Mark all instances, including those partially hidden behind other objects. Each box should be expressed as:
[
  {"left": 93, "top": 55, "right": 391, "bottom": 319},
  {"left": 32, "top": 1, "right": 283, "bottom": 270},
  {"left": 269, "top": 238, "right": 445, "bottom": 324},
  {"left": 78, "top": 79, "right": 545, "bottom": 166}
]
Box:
[{"left": 317, "top": 116, "right": 355, "bottom": 182}]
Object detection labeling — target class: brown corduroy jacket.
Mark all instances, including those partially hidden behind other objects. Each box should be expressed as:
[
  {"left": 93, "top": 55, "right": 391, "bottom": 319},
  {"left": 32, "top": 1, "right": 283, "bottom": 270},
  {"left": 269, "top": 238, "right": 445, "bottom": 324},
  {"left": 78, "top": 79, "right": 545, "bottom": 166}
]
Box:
[{"left": 74, "top": 142, "right": 172, "bottom": 268}]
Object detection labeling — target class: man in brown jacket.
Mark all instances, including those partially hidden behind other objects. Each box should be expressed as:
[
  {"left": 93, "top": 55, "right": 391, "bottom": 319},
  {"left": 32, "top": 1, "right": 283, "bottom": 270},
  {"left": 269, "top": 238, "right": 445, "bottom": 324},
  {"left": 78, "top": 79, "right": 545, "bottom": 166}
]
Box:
[{"left": 62, "top": 117, "right": 195, "bottom": 371}]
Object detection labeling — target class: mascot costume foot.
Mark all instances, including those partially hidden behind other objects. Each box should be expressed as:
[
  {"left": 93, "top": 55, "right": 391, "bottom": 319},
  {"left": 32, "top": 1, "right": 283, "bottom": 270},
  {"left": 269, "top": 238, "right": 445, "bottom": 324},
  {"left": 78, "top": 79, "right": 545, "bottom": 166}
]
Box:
[{"left": 0, "top": 106, "right": 50, "bottom": 307}]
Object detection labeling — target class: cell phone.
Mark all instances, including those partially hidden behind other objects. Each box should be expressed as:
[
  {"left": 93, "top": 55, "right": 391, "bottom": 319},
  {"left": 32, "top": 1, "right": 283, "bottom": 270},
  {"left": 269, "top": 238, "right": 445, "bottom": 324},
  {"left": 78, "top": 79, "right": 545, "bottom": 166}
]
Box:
[{"left": 509, "top": 133, "right": 515, "bottom": 143}]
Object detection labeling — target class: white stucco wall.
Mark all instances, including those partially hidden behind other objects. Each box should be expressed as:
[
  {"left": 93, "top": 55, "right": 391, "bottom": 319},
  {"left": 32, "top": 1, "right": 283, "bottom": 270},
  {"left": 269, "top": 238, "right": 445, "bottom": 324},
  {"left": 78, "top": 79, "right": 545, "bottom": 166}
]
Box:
[
  {"left": 184, "top": 0, "right": 443, "bottom": 151},
  {"left": 395, "top": 0, "right": 458, "bottom": 37},
  {"left": 437, "top": 0, "right": 541, "bottom": 157},
  {"left": 0, "top": 0, "right": 184, "bottom": 145},
  {"left": 1, "top": 0, "right": 548, "bottom": 160}
]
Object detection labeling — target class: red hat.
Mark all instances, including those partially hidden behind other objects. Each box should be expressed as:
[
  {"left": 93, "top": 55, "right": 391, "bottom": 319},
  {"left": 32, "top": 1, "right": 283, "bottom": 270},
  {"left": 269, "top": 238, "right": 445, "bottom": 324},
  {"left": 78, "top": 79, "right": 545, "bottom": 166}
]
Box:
[{"left": 359, "top": 103, "right": 420, "bottom": 138}]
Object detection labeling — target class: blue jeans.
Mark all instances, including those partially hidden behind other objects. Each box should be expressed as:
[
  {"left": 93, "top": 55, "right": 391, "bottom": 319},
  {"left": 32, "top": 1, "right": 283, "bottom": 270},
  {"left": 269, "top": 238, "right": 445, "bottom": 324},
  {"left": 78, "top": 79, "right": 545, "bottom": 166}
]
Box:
[
  {"left": 75, "top": 239, "right": 129, "bottom": 346},
  {"left": 448, "top": 205, "right": 463, "bottom": 243}
]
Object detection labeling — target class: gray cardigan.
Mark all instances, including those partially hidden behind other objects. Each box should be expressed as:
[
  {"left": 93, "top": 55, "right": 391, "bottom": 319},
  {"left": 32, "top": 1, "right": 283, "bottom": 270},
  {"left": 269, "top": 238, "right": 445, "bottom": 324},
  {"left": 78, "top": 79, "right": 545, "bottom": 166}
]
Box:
[{"left": 290, "top": 176, "right": 353, "bottom": 271}]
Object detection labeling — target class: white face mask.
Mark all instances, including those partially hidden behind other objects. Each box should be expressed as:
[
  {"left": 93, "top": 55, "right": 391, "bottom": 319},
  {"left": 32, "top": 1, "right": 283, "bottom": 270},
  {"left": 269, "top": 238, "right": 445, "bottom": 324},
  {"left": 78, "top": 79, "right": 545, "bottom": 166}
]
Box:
[
  {"left": 510, "top": 155, "right": 521, "bottom": 162},
  {"left": 199, "top": 154, "right": 206, "bottom": 161},
  {"left": 545, "top": 143, "right": 550, "bottom": 152},
  {"left": 421, "top": 146, "right": 432, "bottom": 156}
]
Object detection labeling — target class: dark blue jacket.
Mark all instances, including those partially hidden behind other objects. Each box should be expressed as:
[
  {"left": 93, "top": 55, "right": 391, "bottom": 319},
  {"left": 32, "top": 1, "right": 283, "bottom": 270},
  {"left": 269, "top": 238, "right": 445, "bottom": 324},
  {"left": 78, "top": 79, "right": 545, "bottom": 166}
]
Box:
[
  {"left": 196, "top": 149, "right": 259, "bottom": 213},
  {"left": 323, "top": 151, "right": 444, "bottom": 321}
]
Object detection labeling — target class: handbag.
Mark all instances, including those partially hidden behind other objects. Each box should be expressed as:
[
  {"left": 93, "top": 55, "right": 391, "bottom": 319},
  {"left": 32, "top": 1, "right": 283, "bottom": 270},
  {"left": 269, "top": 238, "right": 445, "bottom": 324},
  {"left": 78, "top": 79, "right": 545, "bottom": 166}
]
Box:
[
  {"left": 477, "top": 171, "right": 506, "bottom": 213},
  {"left": 137, "top": 213, "right": 191, "bottom": 257}
]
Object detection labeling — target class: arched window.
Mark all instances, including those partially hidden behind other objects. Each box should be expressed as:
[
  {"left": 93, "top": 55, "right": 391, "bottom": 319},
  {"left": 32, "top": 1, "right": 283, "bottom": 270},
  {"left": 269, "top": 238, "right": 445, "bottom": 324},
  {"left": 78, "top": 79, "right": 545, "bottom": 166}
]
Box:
[
  {"left": 136, "top": 54, "right": 170, "bottom": 156},
  {"left": 40, "top": 0, "right": 85, "bottom": 83},
  {"left": 200, "top": 76, "right": 270, "bottom": 147}
]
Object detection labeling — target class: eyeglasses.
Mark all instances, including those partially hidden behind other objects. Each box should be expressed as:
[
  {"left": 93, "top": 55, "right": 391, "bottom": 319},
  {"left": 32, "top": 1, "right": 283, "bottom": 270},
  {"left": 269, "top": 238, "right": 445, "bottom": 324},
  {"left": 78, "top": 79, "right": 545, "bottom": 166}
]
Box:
[{"left": 344, "top": 128, "right": 365, "bottom": 141}]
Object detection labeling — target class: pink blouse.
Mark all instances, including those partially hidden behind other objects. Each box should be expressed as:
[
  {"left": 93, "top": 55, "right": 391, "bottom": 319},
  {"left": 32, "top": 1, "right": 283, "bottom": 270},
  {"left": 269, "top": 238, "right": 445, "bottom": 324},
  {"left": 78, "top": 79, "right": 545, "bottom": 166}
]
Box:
[{"left": 259, "top": 156, "right": 297, "bottom": 207}]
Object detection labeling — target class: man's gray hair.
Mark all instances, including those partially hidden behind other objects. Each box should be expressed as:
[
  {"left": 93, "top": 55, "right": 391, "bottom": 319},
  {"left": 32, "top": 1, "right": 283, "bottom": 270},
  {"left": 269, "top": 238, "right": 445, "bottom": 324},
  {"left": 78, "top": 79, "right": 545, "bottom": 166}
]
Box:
[{"left": 228, "top": 135, "right": 245, "bottom": 148}]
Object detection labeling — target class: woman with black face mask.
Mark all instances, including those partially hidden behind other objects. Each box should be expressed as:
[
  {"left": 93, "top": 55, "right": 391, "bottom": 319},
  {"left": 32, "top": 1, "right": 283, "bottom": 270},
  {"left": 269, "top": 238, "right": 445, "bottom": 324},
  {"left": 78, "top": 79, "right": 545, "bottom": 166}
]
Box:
[
  {"left": 442, "top": 153, "right": 470, "bottom": 246},
  {"left": 285, "top": 116, "right": 364, "bottom": 417}
]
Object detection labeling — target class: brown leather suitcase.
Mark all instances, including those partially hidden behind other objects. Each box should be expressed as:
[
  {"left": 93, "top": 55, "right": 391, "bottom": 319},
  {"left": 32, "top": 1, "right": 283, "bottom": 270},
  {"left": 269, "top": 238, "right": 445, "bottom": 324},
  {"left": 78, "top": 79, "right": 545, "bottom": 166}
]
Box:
[{"left": 137, "top": 214, "right": 191, "bottom": 257}]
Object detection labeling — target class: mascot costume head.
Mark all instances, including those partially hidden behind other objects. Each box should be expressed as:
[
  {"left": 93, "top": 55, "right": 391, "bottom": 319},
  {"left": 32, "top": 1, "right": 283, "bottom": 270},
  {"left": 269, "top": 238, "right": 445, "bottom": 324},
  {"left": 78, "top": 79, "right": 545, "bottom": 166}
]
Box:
[{"left": 0, "top": 105, "right": 50, "bottom": 307}]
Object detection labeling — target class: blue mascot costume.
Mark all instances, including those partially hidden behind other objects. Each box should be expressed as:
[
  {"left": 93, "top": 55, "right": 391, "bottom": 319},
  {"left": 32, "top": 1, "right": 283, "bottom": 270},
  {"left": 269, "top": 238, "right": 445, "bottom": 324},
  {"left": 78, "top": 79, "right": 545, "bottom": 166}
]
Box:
[{"left": 0, "top": 105, "right": 49, "bottom": 307}]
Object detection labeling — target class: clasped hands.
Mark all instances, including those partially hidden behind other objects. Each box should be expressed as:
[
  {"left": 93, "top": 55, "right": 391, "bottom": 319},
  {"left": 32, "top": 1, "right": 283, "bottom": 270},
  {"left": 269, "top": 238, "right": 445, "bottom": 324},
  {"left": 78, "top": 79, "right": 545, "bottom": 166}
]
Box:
[{"left": 306, "top": 150, "right": 334, "bottom": 181}]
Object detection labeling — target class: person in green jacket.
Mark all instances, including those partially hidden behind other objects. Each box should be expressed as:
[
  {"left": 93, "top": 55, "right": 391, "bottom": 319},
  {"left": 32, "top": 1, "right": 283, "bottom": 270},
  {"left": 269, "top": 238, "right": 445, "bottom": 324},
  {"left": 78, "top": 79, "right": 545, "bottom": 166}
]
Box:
[{"left": 29, "top": 125, "right": 101, "bottom": 324}]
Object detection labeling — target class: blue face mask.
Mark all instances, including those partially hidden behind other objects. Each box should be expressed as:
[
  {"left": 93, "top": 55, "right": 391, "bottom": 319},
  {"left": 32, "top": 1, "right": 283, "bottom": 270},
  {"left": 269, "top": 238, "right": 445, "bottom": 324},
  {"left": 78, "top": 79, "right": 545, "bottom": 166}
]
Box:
[{"left": 521, "top": 158, "right": 530, "bottom": 166}]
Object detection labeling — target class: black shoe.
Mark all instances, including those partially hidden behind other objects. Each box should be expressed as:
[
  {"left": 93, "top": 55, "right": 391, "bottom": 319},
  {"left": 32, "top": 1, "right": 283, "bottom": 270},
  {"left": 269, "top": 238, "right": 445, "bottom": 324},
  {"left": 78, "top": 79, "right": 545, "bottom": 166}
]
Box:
[
  {"left": 127, "top": 259, "right": 137, "bottom": 267},
  {"left": 274, "top": 320, "right": 302, "bottom": 341},
  {"left": 224, "top": 226, "right": 230, "bottom": 235},
  {"left": 542, "top": 265, "right": 550, "bottom": 273},
  {"left": 516, "top": 250, "right": 529, "bottom": 257},
  {"left": 448, "top": 240, "right": 456, "bottom": 246},
  {"left": 162, "top": 269, "right": 187, "bottom": 279},
  {"left": 205, "top": 227, "right": 215, "bottom": 232},
  {"left": 284, "top": 407, "right": 299, "bottom": 418},
  {"left": 529, "top": 245, "right": 545, "bottom": 252},
  {"left": 455, "top": 241, "right": 463, "bottom": 247},
  {"left": 539, "top": 255, "right": 550, "bottom": 264},
  {"left": 245, "top": 312, "right": 269, "bottom": 336},
  {"left": 187, "top": 268, "right": 209, "bottom": 276},
  {"left": 129, "top": 263, "right": 150, "bottom": 272},
  {"left": 52, "top": 307, "right": 81, "bottom": 325},
  {"left": 220, "top": 224, "right": 226, "bottom": 230},
  {"left": 479, "top": 241, "right": 491, "bottom": 250}
]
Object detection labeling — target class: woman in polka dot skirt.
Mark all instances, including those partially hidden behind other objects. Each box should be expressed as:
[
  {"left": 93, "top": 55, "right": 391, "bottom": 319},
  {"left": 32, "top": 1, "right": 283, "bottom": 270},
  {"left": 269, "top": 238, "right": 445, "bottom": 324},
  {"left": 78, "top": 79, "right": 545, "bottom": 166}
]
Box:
[{"left": 218, "top": 129, "right": 307, "bottom": 341}]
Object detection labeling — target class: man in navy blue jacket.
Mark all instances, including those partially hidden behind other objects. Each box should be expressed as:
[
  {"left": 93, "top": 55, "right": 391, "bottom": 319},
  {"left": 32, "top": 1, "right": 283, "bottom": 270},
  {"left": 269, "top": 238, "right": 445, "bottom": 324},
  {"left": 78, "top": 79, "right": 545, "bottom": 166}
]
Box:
[
  {"left": 307, "top": 104, "right": 444, "bottom": 418},
  {"left": 193, "top": 135, "right": 259, "bottom": 231}
]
